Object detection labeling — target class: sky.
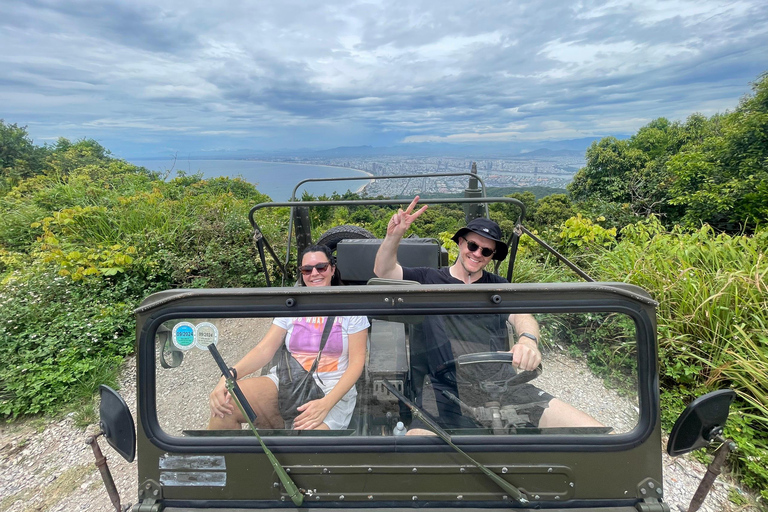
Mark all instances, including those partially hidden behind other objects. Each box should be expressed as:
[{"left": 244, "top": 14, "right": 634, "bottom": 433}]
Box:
[{"left": 1, "top": 0, "right": 767, "bottom": 158}]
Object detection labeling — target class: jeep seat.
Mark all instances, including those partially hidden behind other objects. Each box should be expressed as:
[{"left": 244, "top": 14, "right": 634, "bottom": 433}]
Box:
[{"left": 335, "top": 238, "right": 447, "bottom": 285}]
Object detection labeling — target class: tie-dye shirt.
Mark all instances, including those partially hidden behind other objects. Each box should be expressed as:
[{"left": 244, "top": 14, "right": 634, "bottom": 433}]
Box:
[{"left": 272, "top": 316, "right": 370, "bottom": 396}]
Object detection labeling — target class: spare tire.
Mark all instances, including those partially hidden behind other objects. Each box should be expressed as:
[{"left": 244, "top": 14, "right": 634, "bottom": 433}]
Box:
[{"left": 317, "top": 225, "right": 376, "bottom": 252}]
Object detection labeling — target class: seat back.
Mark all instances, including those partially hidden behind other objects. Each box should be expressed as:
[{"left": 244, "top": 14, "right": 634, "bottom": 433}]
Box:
[{"left": 336, "top": 238, "right": 446, "bottom": 284}]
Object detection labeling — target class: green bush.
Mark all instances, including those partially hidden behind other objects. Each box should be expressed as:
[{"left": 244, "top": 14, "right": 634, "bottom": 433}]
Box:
[
  {"left": 591, "top": 217, "right": 768, "bottom": 498},
  {"left": 0, "top": 146, "right": 287, "bottom": 418},
  {"left": 0, "top": 268, "right": 135, "bottom": 417}
]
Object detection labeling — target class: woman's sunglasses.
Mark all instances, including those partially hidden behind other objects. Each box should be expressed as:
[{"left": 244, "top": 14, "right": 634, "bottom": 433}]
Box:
[
  {"left": 299, "top": 262, "right": 332, "bottom": 275},
  {"left": 462, "top": 238, "right": 495, "bottom": 257}
]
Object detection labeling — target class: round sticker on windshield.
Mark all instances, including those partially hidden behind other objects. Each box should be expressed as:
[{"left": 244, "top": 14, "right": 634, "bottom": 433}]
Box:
[
  {"left": 195, "top": 322, "right": 219, "bottom": 349},
  {"left": 172, "top": 322, "right": 196, "bottom": 351}
]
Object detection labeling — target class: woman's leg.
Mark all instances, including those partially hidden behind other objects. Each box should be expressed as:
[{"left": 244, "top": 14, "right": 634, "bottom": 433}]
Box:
[{"left": 208, "top": 376, "right": 283, "bottom": 430}]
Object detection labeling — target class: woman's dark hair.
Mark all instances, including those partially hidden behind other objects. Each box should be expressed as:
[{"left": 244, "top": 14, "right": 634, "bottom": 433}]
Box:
[{"left": 298, "top": 244, "right": 343, "bottom": 286}]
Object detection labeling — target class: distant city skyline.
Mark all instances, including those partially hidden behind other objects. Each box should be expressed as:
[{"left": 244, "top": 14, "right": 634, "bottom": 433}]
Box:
[{"left": 2, "top": 1, "right": 767, "bottom": 159}]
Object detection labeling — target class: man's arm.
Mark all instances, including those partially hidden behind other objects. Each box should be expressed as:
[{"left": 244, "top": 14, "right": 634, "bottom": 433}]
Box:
[
  {"left": 507, "top": 313, "right": 542, "bottom": 371},
  {"left": 373, "top": 196, "right": 427, "bottom": 280}
]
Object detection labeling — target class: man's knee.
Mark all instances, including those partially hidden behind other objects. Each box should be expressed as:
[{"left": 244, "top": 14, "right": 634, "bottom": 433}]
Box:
[
  {"left": 405, "top": 428, "right": 435, "bottom": 436},
  {"left": 538, "top": 398, "right": 603, "bottom": 428}
]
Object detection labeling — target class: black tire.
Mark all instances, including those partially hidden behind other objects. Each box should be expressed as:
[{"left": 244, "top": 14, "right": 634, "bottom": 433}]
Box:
[{"left": 316, "top": 225, "right": 376, "bottom": 252}]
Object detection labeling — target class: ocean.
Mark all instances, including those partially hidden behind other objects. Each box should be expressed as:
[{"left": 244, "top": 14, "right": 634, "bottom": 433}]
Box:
[{"left": 128, "top": 159, "right": 372, "bottom": 201}]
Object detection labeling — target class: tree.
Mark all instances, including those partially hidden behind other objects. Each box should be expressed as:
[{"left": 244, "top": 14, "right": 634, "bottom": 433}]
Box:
[
  {"left": 566, "top": 97, "right": 765, "bottom": 232},
  {"left": 668, "top": 73, "right": 768, "bottom": 232},
  {"left": 534, "top": 194, "right": 574, "bottom": 229},
  {"left": 0, "top": 121, "right": 47, "bottom": 192},
  {"left": 568, "top": 136, "right": 647, "bottom": 205},
  {"left": 45, "top": 138, "right": 112, "bottom": 177},
  {"left": 490, "top": 191, "right": 535, "bottom": 225}
]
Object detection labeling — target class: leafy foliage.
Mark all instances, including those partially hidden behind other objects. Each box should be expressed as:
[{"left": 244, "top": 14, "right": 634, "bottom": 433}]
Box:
[
  {"left": 0, "top": 132, "right": 281, "bottom": 417},
  {"left": 591, "top": 217, "right": 768, "bottom": 497},
  {"left": 0, "top": 268, "right": 136, "bottom": 416},
  {"left": 0, "top": 120, "right": 48, "bottom": 193},
  {"left": 568, "top": 118, "right": 694, "bottom": 228},
  {"left": 569, "top": 73, "right": 768, "bottom": 234},
  {"left": 667, "top": 74, "right": 768, "bottom": 232}
]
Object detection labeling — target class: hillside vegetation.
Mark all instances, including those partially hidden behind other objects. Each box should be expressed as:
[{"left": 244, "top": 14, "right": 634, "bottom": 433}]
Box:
[{"left": 1, "top": 73, "right": 766, "bottom": 501}]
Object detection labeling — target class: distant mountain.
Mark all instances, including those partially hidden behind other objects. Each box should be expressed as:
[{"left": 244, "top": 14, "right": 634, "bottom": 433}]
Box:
[
  {"left": 312, "top": 145, "right": 381, "bottom": 156},
  {"left": 408, "top": 185, "right": 568, "bottom": 200},
  {"left": 533, "top": 137, "right": 606, "bottom": 152},
  {"left": 518, "top": 148, "right": 585, "bottom": 158},
  {"left": 124, "top": 136, "right": 611, "bottom": 160},
  {"left": 303, "top": 137, "right": 605, "bottom": 159}
]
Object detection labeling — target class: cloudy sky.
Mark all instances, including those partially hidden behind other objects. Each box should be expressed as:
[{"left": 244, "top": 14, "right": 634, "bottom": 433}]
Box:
[{"left": 2, "top": 0, "right": 767, "bottom": 158}]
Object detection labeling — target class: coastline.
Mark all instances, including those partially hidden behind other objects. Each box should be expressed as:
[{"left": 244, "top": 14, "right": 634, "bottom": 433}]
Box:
[
  {"left": 130, "top": 157, "right": 374, "bottom": 198},
  {"left": 355, "top": 170, "right": 373, "bottom": 194}
]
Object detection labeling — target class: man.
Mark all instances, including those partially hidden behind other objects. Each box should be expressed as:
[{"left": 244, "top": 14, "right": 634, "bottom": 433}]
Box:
[{"left": 374, "top": 196, "right": 602, "bottom": 431}]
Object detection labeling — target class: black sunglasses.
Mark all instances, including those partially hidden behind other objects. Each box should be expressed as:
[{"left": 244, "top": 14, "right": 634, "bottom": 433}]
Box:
[
  {"left": 299, "top": 262, "right": 332, "bottom": 275},
  {"left": 463, "top": 238, "right": 495, "bottom": 257}
]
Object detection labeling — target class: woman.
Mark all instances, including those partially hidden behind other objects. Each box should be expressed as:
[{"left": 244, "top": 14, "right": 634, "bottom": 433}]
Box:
[{"left": 208, "top": 245, "right": 368, "bottom": 430}]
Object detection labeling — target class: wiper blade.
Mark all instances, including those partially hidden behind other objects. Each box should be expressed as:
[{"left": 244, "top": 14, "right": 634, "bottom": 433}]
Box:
[
  {"left": 208, "top": 344, "right": 304, "bottom": 506},
  {"left": 382, "top": 379, "right": 528, "bottom": 504}
]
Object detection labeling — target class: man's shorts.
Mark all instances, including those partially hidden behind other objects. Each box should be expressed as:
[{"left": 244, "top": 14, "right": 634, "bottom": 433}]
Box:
[{"left": 415, "top": 377, "right": 554, "bottom": 430}]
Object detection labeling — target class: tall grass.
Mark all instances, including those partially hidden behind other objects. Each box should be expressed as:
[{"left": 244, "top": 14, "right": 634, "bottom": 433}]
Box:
[{"left": 587, "top": 217, "right": 768, "bottom": 496}]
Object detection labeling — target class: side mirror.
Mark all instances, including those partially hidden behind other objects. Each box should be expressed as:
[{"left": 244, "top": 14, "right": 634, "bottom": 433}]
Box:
[
  {"left": 158, "top": 324, "right": 184, "bottom": 368},
  {"left": 667, "top": 389, "right": 735, "bottom": 457},
  {"left": 99, "top": 385, "right": 136, "bottom": 462}
]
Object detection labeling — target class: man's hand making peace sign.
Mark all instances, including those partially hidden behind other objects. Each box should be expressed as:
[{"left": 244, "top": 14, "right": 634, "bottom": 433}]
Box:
[
  {"left": 386, "top": 196, "right": 428, "bottom": 238},
  {"left": 374, "top": 196, "right": 428, "bottom": 280}
]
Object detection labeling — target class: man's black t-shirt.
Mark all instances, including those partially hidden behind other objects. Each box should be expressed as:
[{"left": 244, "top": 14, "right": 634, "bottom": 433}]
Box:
[
  {"left": 402, "top": 267, "right": 511, "bottom": 362},
  {"left": 402, "top": 266, "right": 507, "bottom": 285},
  {"left": 399, "top": 266, "right": 552, "bottom": 429}
]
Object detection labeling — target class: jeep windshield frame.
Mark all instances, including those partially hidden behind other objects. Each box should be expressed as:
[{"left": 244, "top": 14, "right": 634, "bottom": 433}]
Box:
[{"left": 134, "top": 282, "right": 661, "bottom": 507}]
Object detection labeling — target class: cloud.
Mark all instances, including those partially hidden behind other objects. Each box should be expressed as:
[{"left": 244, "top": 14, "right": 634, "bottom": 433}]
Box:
[{"left": 1, "top": 0, "right": 766, "bottom": 156}]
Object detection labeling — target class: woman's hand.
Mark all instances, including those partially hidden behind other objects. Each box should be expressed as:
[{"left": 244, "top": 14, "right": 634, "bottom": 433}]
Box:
[
  {"left": 293, "top": 397, "right": 333, "bottom": 430},
  {"left": 209, "top": 378, "right": 235, "bottom": 419}
]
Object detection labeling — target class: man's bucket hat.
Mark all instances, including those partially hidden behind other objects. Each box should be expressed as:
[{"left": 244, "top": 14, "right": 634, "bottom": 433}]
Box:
[{"left": 451, "top": 218, "right": 508, "bottom": 261}]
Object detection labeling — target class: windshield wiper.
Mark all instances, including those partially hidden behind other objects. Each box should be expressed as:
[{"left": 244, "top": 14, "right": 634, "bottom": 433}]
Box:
[
  {"left": 382, "top": 379, "right": 529, "bottom": 504},
  {"left": 208, "top": 344, "right": 304, "bottom": 506}
]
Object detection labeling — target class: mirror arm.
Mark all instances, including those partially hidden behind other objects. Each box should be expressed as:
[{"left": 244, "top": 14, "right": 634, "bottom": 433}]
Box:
[
  {"left": 687, "top": 438, "right": 737, "bottom": 512},
  {"left": 86, "top": 433, "right": 127, "bottom": 512}
]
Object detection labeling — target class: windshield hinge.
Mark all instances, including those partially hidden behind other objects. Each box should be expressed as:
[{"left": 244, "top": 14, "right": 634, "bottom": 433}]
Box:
[
  {"left": 634, "top": 478, "right": 668, "bottom": 512},
  {"left": 132, "top": 479, "right": 164, "bottom": 512},
  {"left": 635, "top": 498, "right": 670, "bottom": 512}
]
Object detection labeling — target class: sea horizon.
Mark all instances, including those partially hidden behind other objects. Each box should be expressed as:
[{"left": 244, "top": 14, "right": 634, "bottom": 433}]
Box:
[{"left": 129, "top": 158, "right": 372, "bottom": 201}]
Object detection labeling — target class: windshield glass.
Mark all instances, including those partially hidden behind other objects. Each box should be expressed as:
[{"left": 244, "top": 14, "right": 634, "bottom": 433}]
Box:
[{"left": 155, "top": 311, "right": 638, "bottom": 438}]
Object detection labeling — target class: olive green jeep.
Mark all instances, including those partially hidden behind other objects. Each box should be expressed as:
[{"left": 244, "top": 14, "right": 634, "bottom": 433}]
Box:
[{"left": 91, "top": 172, "right": 736, "bottom": 512}]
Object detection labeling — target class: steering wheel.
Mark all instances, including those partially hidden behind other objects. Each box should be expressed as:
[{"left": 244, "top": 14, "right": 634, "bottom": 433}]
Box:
[
  {"left": 434, "top": 352, "right": 542, "bottom": 393},
  {"left": 431, "top": 352, "right": 544, "bottom": 432}
]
